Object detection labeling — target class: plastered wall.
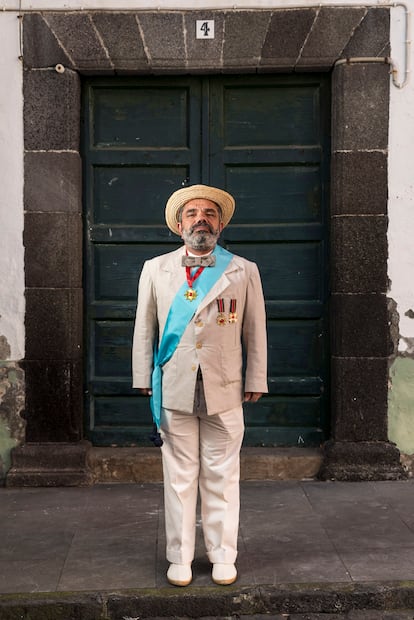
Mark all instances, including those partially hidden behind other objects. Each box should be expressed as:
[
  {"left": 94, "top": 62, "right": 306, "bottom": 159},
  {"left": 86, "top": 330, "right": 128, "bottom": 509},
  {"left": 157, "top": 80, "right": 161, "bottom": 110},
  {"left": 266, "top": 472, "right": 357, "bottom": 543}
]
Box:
[
  {"left": 0, "top": 11, "right": 25, "bottom": 478},
  {"left": 387, "top": 2, "right": 414, "bottom": 459}
]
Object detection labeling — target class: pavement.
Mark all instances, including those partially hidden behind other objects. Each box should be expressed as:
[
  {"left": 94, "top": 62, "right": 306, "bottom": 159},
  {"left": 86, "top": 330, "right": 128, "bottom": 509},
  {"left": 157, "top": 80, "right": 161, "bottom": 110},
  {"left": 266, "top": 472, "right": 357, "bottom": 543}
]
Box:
[{"left": 1, "top": 479, "right": 414, "bottom": 618}]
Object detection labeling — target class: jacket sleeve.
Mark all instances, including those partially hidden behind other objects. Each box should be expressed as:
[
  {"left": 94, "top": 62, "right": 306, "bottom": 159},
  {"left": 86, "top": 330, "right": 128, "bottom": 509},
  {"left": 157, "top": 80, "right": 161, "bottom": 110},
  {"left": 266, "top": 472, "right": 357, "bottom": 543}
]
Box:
[
  {"left": 132, "top": 260, "right": 158, "bottom": 388},
  {"left": 242, "top": 262, "right": 268, "bottom": 394}
]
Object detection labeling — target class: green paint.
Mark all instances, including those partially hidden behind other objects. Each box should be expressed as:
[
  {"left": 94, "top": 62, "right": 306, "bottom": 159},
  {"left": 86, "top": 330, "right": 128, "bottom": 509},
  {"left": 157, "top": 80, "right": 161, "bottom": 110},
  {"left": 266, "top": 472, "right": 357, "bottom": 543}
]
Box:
[
  {"left": 0, "top": 418, "right": 17, "bottom": 476},
  {"left": 388, "top": 357, "right": 414, "bottom": 455}
]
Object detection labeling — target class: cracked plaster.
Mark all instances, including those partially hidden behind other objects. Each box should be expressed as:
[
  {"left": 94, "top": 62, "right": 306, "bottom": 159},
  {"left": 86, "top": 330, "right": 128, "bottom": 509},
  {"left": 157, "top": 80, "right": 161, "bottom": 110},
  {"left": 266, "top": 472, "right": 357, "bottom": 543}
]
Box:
[{"left": 0, "top": 362, "right": 26, "bottom": 481}]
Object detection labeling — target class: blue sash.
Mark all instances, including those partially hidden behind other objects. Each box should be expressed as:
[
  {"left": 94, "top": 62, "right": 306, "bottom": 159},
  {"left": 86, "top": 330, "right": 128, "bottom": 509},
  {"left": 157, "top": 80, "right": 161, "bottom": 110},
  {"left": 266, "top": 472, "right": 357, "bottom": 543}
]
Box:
[{"left": 150, "top": 245, "right": 234, "bottom": 427}]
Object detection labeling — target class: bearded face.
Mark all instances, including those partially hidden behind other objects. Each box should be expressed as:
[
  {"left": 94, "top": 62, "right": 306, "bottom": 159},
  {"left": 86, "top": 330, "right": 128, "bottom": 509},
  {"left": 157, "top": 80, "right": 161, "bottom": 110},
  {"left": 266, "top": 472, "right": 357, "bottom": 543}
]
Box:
[
  {"left": 181, "top": 221, "right": 221, "bottom": 251},
  {"left": 178, "top": 199, "right": 223, "bottom": 252}
]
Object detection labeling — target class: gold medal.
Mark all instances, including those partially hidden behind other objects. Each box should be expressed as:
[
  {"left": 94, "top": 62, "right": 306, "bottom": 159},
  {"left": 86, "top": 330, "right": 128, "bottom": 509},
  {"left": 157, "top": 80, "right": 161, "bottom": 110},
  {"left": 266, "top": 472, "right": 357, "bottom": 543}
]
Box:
[
  {"left": 184, "top": 262, "right": 204, "bottom": 302},
  {"left": 184, "top": 288, "right": 197, "bottom": 301}
]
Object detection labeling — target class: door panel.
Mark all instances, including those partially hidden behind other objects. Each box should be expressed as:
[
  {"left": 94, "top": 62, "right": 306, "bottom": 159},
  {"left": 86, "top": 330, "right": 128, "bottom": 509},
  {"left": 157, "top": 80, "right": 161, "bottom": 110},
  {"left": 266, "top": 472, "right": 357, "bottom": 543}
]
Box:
[
  {"left": 92, "top": 86, "right": 192, "bottom": 148},
  {"left": 222, "top": 85, "right": 321, "bottom": 146},
  {"left": 93, "top": 166, "right": 190, "bottom": 225},
  {"left": 82, "top": 74, "right": 330, "bottom": 447},
  {"left": 225, "top": 166, "right": 321, "bottom": 223}
]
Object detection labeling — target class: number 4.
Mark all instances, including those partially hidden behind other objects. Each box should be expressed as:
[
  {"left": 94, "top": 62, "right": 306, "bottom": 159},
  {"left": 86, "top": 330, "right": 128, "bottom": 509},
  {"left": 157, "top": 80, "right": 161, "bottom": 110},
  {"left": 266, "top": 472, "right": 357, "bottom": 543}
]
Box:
[{"left": 196, "top": 20, "right": 215, "bottom": 39}]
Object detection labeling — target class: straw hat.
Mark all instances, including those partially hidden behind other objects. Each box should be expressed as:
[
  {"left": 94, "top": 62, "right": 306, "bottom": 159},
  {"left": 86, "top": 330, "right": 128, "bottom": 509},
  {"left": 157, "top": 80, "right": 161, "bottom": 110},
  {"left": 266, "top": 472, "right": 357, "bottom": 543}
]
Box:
[{"left": 165, "top": 184, "right": 235, "bottom": 236}]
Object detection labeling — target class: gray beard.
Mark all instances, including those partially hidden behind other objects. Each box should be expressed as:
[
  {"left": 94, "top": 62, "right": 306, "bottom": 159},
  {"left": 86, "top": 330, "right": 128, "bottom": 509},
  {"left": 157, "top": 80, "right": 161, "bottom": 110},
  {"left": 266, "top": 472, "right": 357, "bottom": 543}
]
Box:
[{"left": 182, "top": 229, "right": 220, "bottom": 252}]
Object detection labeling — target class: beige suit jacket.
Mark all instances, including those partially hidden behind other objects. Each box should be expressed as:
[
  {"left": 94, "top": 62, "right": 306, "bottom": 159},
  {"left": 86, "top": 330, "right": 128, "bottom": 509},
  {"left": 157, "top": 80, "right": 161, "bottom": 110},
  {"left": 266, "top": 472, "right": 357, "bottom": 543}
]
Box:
[{"left": 132, "top": 246, "right": 268, "bottom": 415}]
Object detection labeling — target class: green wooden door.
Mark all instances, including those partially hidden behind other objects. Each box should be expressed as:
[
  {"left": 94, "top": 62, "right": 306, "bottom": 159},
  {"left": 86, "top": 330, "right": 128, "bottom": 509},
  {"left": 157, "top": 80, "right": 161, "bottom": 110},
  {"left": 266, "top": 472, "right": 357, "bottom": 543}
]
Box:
[{"left": 82, "top": 75, "right": 330, "bottom": 447}]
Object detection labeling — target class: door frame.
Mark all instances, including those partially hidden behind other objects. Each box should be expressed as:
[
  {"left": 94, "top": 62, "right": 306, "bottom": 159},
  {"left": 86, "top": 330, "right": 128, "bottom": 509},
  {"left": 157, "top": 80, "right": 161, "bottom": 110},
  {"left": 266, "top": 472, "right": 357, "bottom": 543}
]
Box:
[{"left": 14, "top": 7, "right": 405, "bottom": 485}]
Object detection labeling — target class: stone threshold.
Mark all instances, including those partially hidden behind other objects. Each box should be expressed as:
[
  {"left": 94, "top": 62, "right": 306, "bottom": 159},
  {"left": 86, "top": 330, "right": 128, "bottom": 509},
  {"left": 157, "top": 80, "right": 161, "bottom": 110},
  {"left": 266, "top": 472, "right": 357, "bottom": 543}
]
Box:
[{"left": 87, "top": 446, "right": 323, "bottom": 484}]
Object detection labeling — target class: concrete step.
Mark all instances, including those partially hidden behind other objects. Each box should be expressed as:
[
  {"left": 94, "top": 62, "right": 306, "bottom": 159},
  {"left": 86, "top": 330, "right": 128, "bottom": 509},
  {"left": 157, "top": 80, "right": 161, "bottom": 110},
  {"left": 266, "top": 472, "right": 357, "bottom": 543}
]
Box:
[{"left": 87, "top": 446, "right": 323, "bottom": 483}]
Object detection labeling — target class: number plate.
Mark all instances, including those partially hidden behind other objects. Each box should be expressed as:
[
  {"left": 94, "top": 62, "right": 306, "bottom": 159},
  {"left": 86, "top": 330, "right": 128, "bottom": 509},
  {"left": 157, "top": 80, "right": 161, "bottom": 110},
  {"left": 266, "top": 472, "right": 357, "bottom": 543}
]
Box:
[{"left": 196, "top": 20, "right": 215, "bottom": 39}]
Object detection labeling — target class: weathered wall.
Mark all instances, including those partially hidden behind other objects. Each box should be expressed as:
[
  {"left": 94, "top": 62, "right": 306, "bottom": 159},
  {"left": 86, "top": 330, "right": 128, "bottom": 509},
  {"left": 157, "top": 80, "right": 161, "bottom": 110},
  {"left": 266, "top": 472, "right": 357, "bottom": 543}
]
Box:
[
  {"left": 387, "top": 3, "right": 414, "bottom": 462},
  {"left": 0, "top": 11, "right": 25, "bottom": 482}
]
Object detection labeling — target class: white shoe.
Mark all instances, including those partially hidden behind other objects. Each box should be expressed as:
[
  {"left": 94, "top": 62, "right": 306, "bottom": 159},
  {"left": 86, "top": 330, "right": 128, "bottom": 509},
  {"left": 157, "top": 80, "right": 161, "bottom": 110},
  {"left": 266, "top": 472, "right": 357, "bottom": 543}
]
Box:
[
  {"left": 212, "top": 563, "right": 237, "bottom": 585},
  {"left": 167, "top": 563, "right": 192, "bottom": 586}
]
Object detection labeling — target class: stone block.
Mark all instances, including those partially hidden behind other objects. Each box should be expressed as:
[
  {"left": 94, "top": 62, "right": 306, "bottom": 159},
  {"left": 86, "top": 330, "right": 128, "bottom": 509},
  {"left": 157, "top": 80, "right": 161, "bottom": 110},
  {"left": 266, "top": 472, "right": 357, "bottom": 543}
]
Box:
[
  {"left": 331, "top": 215, "right": 388, "bottom": 294},
  {"left": 23, "top": 12, "right": 74, "bottom": 69},
  {"left": 24, "top": 212, "right": 82, "bottom": 288},
  {"left": 24, "top": 151, "right": 81, "bottom": 214},
  {"left": 184, "top": 11, "right": 224, "bottom": 71},
  {"left": 332, "top": 62, "right": 389, "bottom": 151},
  {"left": 224, "top": 11, "right": 271, "bottom": 68},
  {"left": 87, "top": 446, "right": 323, "bottom": 483},
  {"left": 319, "top": 440, "right": 405, "bottom": 481},
  {"left": 331, "top": 357, "right": 388, "bottom": 442},
  {"left": 138, "top": 13, "right": 186, "bottom": 69},
  {"left": 24, "top": 69, "right": 80, "bottom": 151},
  {"left": 88, "top": 447, "right": 163, "bottom": 483},
  {"left": 240, "top": 447, "right": 323, "bottom": 481},
  {"left": 342, "top": 8, "right": 390, "bottom": 58},
  {"left": 44, "top": 12, "right": 112, "bottom": 72},
  {"left": 331, "top": 151, "right": 387, "bottom": 216},
  {"left": 25, "top": 288, "right": 82, "bottom": 361},
  {"left": 91, "top": 13, "right": 149, "bottom": 72},
  {"left": 331, "top": 293, "right": 391, "bottom": 358},
  {"left": 23, "top": 361, "right": 83, "bottom": 443},
  {"left": 261, "top": 9, "right": 316, "bottom": 69},
  {"left": 7, "top": 441, "right": 93, "bottom": 486},
  {"left": 298, "top": 7, "right": 366, "bottom": 69}
]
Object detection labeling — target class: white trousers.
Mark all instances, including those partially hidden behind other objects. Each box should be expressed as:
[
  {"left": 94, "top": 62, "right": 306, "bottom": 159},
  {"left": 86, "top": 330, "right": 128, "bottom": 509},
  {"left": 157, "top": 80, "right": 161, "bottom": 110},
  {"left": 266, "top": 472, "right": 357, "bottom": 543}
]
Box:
[{"left": 159, "top": 378, "right": 245, "bottom": 565}]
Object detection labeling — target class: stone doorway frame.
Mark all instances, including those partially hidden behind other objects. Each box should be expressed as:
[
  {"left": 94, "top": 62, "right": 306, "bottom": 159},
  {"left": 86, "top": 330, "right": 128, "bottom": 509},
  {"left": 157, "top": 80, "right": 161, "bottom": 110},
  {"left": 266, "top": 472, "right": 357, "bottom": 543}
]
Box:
[{"left": 7, "top": 6, "right": 405, "bottom": 485}]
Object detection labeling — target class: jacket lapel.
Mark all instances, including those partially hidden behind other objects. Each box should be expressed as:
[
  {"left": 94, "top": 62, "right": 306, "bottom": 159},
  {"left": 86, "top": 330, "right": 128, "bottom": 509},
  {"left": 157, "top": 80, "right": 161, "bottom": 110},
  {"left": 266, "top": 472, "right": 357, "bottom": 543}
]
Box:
[{"left": 196, "top": 259, "right": 239, "bottom": 314}]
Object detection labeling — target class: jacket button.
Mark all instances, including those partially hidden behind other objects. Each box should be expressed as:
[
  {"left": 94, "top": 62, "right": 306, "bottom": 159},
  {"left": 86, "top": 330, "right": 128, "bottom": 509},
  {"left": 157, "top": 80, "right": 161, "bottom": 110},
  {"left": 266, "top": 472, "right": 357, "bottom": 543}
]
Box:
[
  {"left": 192, "top": 365, "right": 197, "bottom": 371},
  {"left": 195, "top": 320, "right": 203, "bottom": 327},
  {"left": 196, "top": 342, "right": 202, "bottom": 349}
]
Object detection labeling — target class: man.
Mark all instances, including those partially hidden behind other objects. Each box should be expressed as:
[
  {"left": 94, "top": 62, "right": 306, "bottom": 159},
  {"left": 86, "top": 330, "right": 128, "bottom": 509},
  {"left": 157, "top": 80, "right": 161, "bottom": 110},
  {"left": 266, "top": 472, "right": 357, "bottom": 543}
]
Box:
[{"left": 132, "top": 184, "right": 267, "bottom": 587}]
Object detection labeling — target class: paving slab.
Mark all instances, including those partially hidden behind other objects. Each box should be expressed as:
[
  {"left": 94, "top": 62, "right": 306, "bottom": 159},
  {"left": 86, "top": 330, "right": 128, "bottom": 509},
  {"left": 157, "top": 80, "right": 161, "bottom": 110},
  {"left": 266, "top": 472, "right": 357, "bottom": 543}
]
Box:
[{"left": 1, "top": 480, "right": 414, "bottom": 618}]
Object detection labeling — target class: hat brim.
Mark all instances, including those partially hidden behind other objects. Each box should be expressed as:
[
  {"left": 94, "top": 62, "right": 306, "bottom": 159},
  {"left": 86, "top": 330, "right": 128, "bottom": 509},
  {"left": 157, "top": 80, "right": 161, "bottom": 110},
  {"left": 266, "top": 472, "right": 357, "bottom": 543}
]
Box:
[{"left": 165, "top": 184, "right": 235, "bottom": 236}]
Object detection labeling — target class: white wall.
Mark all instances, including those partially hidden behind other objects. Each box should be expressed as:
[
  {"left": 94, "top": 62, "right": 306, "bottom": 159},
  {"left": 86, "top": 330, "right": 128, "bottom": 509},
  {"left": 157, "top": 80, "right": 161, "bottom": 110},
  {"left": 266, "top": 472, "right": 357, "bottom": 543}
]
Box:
[
  {"left": 0, "top": 11, "right": 24, "bottom": 361},
  {"left": 389, "top": 3, "right": 414, "bottom": 352}
]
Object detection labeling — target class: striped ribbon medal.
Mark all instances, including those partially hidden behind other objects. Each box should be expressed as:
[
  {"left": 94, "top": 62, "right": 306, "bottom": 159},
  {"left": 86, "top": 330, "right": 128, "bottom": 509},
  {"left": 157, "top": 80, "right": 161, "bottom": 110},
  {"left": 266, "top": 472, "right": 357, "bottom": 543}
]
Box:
[
  {"left": 216, "top": 298, "right": 227, "bottom": 326},
  {"left": 228, "top": 299, "right": 238, "bottom": 323}
]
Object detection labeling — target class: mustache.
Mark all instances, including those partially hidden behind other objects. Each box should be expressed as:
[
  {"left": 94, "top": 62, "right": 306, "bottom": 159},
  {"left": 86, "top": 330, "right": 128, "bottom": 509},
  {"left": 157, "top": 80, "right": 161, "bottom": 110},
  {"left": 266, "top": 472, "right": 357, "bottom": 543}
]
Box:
[{"left": 189, "top": 220, "right": 215, "bottom": 235}]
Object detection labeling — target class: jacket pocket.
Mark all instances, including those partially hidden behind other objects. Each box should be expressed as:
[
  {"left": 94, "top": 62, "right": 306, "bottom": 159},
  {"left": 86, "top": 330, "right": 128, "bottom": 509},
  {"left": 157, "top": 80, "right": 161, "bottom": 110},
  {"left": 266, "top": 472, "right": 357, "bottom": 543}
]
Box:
[{"left": 220, "top": 346, "right": 243, "bottom": 385}]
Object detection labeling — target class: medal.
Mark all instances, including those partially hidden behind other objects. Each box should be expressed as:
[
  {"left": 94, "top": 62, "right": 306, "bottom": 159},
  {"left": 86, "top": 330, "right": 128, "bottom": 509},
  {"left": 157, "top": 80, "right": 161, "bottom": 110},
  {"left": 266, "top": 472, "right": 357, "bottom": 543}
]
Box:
[
  {"left": 184, "top": 264, "right": 204, "bottom": 302},
  {"left": 184, "top": 288, "right": 198, "bottom": 301},
  {"left": 228, "top": 299, "right": 238, "bottom": 323},
  {"left": 216, "top": 298, "right": 227, "bottom": 326}
]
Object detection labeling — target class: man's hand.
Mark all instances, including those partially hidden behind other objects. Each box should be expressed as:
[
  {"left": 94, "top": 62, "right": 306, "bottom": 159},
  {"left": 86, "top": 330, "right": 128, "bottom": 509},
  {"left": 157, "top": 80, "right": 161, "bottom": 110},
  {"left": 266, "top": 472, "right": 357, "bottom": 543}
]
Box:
[
  {"left": 243, "top": 392, "right": 263, "bottom": 403},
  {"left": 137, "top": 388, "right": 152, "bottom": 396}
]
